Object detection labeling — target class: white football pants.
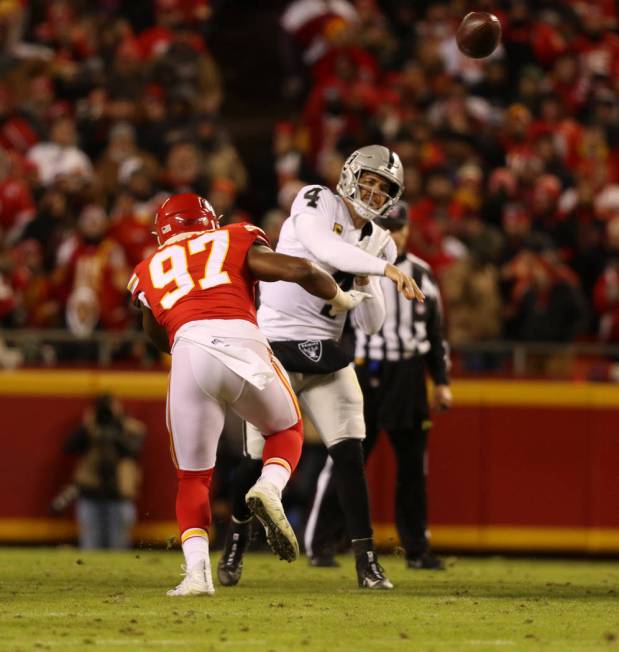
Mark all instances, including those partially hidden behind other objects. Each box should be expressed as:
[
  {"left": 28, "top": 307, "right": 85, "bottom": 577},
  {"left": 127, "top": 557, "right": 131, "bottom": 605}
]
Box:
[
  {"left": 168, "top": 337, "right": 299, "bottom": 471},
  {"left": 244, "top": 363, "right": 365, "bottom": 459}
]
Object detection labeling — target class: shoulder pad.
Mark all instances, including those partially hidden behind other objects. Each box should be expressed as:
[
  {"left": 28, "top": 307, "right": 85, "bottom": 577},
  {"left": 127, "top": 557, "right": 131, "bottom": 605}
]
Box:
[{"left": 290, "top": 185, "right": 336, "bottom": 218}]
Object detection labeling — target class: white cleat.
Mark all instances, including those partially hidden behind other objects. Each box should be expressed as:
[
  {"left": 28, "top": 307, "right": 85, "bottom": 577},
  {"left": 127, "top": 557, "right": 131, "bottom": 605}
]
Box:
[
  {"left": 166, "top": 560, "right": 215, "bottom": 597},
  {"left": 245, "top": 479, "right": 299, "bottom": 562}
]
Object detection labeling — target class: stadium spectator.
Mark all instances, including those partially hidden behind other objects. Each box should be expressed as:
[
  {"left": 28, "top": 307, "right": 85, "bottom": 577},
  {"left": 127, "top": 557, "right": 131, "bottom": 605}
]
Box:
[
  {"left": 0, "top": 260, "right": 18, "bottom": 327},
  {"left": 192, "top": 113, "right": 248, "bottom": 192},
  {"left": 95, "top": 121, "right": 159, "bottom": 199},
  {"left": 20, "top": 187, "right": 73, "bottom": 271},
  {"left": 108, "top": 187, "right": 162, "bottom": 269},
  {"left": 502, "top": 242, "right": 589, "bottom": 344},
  {"left": 593, "top": 217, "right": 619, "bottom": 343},
  {"left": 261, "top": 208, "right": 286, "bottom": 249},
  {"left": 135, "top": 84, "right": 170, "bottom": 161},
  {"left": 273, "top": 121, "right": 313, "bottom": 189},
  {"left": 20, "top": 76, "right": 57, "bottom": 139},
  {"left": 207, "top": 177, "right": 246, "bottom": 226},
  {"left": 27, "top": 115, "right": 93, "bottom": 188},
  {"left": 137, "top": 0, "right": 212, "bottom": 62},
  {"left": 0, "top": 84, "right": 39, "bottom": 155},
  {"left": 407, "top": 170, "right": 461, "bottom": 274},
  {"left": 149, "top": 24, "right": 222, "bottom": 114},
  {"left": 107, "top": 37, "right": 147, "bottom": 107},
  {"left": 6, "top": 238, "right": 60, "bottom": 328},
  {"left": 0, "top": 146, "right": 35, "bottom": 246},
  {"left": 160, "top": 140, "right": 206, "bottom": 195},
  {"left": 0, "top": 0, "right": 25, "bottom": 55},
  {"left": 56, "top": 204, "right": 129, "bottom": 334},
  {"left": 279, "top": 0, "right": 360, "bottom": 98},
  {"left": 440, "top": 230, "right": 503, "bottom": 350}
]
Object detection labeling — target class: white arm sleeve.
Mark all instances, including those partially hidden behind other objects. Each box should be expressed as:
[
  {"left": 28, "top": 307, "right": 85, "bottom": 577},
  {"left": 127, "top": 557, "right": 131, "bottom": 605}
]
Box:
[
  {"left": 384, "top": 237, "right": 398, "bottom": 264},
  {"left": 350, "top": 276, "right": 385, "bottom": 335},
  {"left": 294, "top": 212, "right": 387, "bottom": 276}
]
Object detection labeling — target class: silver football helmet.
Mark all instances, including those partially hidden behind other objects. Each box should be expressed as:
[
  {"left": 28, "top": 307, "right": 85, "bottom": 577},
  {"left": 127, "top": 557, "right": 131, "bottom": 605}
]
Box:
[{"left": 336, "top": 145, "right": 404, "bottom": 221}]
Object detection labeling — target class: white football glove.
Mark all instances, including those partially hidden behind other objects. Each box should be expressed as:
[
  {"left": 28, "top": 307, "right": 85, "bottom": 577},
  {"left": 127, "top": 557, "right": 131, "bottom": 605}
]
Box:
[
  {"left": 328, "top": 286, "right": 373, "bottom": 317},
  {"left": 357, "top": 223, "right": 393, "bottom": 258}
]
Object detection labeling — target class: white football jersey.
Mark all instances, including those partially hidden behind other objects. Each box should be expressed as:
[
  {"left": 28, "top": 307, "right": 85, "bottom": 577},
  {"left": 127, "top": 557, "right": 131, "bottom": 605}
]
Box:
[{"left": 258, "top": 185, "right": 395, "bottom": 341}]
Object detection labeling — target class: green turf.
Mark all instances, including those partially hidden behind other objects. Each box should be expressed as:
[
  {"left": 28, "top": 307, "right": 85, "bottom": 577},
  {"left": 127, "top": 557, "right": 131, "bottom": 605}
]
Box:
[{"left": 0, "top": 548, "right": 616, "bottom": 652}]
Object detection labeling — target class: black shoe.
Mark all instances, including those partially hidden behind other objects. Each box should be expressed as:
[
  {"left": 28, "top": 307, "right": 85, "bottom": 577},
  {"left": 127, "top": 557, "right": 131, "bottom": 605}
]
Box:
[
  {"left": 217, "top": 520, "right": 250, "bottom": 586},
  {"left": 356, "top": 550, "right": 394, "bottom": 589},
  {"left": 308, "top": 555, "right": 340, "bottom": 568},
  {"left": 406, "top": 551, "right": 445, "bottom": 570}
]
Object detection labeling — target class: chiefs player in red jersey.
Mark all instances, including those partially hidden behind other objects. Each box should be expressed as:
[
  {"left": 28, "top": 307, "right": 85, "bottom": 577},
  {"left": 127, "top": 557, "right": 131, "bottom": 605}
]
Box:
[{"left": 128, "top": 192, "right": 391, "bottom": 596}]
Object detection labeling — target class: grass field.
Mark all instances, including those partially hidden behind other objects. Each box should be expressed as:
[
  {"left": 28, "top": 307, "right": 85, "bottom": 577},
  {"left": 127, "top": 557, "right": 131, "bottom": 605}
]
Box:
[{"left": 0, "top": 548, "right": 617, "bottom": 652}]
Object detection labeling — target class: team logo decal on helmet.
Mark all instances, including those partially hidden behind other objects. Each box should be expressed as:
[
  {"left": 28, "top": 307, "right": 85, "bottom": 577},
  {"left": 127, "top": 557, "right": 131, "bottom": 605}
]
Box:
[
  {"left": 336, "top": 145, "right": 404, "bottom": 221},
  {"left": 153, "top": 193, "right": 219, "bottom": 245}
]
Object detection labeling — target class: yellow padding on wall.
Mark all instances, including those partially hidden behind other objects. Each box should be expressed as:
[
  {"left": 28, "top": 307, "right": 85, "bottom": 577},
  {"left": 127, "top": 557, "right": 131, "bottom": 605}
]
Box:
[
  {"left": 2, "top": 372, "right": 619, "bottom": 407},
  {"left": 373, "top": 524, "right": 619, "bottom": 553},
  {"left": 0, "top": 518, "right": 178, "bottom": 543},
  {"left": 1, "top": 519, "right": 618, "bottom": 552}
]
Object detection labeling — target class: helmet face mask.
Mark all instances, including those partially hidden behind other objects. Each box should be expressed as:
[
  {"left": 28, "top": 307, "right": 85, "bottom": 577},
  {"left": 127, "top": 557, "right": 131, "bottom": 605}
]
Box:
[
  {"left": 336, "top": 145, "right": 404, "bottom": 221},
  {"left": 355, "top": 173, "right": 393, "bottom": 213},
  {"left": 154, "top": 193, "right": 219, "bottom": 245}
]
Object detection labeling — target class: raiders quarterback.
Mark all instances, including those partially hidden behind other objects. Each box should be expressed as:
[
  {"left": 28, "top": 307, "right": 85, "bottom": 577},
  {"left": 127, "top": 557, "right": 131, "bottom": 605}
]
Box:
[{"left": 218, "top": 145, "right": 423, "bottom": 590}]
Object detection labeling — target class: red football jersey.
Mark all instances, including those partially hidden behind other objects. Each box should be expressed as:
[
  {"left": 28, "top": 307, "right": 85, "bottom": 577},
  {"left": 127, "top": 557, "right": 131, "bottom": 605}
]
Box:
[{"left": 128, "top": 223, "right": 270, "bottom": 344}]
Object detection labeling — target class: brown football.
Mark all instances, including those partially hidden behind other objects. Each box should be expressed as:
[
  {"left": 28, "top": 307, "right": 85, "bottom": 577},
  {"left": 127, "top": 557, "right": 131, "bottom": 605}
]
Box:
[{"left": 456, "top": 11, "right": 501, "bottom": 59}]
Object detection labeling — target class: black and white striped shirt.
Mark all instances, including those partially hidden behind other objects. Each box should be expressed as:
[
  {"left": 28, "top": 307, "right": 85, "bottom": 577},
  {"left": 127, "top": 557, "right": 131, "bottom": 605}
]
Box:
[{"left": 354, "top": 253, "right": 449, "bottom": 385}]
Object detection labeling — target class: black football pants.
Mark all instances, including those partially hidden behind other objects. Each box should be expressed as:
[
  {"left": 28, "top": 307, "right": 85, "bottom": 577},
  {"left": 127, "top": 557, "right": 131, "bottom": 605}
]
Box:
[{"left": 305, "top": 396, "right": 430, "bottom": 559}]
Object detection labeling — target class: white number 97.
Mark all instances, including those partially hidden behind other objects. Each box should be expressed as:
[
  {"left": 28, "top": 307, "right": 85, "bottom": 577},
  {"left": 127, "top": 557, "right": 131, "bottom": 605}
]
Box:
[{"left": 149, "top": 231, "right": 231, "bottom": 310}]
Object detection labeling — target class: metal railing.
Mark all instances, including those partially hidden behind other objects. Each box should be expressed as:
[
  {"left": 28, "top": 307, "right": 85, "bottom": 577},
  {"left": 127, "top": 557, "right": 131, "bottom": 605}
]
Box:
[
  {"left": 455, "top": 340, "right": 619, "bottom": 377},
  {"left": 0, "top": 328, "right": 154, "bottom": 367},
  {"left": 2, "top": 328, "right": 619, "bottom": 378}
]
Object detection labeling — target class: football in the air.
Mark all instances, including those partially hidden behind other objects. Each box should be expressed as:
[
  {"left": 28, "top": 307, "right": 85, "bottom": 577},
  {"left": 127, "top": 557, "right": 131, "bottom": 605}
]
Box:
[{"left": 456, "top": 11, "right": 501, "bottom": 59}]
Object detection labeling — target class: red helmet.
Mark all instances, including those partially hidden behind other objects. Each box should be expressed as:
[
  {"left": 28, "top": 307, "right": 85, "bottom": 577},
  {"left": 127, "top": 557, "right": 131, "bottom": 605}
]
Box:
[{"left": 154, "top": 193, "right": 219, "bottom": 245}]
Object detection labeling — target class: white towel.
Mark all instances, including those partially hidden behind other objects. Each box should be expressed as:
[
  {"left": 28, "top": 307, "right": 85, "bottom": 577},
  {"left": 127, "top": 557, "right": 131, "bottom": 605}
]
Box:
[{"left": 174, "top": 333, "right": 275, "bottom": 390}]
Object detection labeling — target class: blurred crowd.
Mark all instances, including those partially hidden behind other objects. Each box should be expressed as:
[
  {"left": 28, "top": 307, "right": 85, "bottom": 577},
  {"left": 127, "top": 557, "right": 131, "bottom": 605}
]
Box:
[
  {"left": 0, "top": 0, "right": 247, "bottom": 356},
  {"left": 2, "top": 0, "right": 619, "bottom": 364}
]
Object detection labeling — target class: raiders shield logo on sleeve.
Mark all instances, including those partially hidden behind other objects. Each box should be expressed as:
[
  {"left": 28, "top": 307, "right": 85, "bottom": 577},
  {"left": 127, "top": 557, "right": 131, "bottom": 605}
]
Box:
[{"left": 298, "top": 340, "right": 323, "bottom": 362}]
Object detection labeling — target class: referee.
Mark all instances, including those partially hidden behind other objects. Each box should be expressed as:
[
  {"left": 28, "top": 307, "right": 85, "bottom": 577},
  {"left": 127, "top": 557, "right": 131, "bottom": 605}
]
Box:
[{"left": 304, "top": 201, "right": 452, "bottom": 569}]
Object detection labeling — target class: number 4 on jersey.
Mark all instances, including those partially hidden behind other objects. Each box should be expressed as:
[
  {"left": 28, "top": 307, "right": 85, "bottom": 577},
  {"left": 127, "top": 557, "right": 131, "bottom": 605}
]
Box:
[{"left": 304, "top": 187, "right": 323, "bottom": 208}]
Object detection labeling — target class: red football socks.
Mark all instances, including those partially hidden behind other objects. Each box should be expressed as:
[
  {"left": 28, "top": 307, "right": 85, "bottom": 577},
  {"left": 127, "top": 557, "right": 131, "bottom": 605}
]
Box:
[
  {"left": 262, "top": 419, "right": 303, "bottom": 474},
  {"left": 175, "top": 468, "right": 214, "bottom": 536}
]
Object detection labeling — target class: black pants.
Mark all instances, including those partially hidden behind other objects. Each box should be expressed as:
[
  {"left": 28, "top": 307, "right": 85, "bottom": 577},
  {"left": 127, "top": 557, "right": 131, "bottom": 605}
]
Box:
[{"left": 305, "top": 360, "right": 431, "bottom": 559}]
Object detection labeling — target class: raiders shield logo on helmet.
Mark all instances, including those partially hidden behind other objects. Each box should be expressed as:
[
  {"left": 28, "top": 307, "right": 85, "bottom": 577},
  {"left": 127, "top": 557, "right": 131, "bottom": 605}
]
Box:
[{"left": 298, "top": 340, "right": 322, "bottom": 362}]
